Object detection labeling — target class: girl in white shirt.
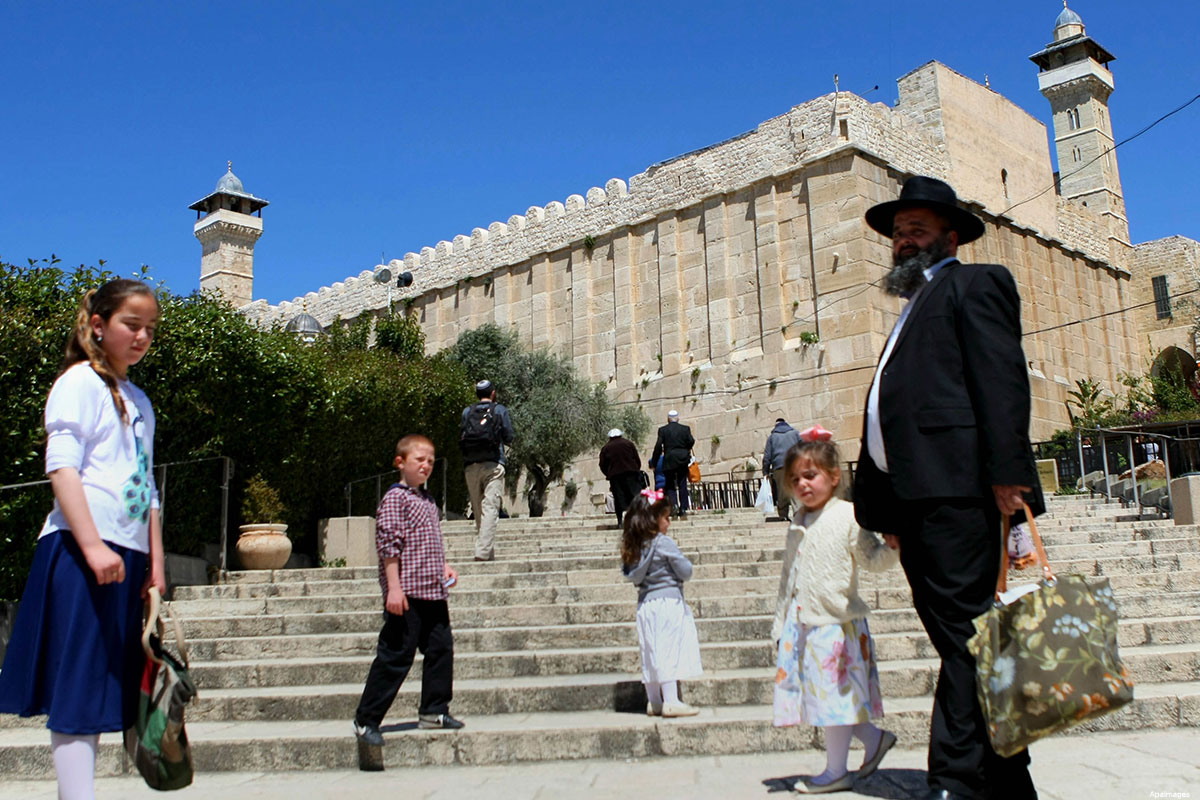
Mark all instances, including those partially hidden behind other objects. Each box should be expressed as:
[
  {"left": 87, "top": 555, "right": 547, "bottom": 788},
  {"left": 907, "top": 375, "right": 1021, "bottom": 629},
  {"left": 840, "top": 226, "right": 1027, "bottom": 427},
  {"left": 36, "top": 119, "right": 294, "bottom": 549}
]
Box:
[
  {"left": 771, "top": 427, "right": 899, "bottom": 794},
  {"left": 0, "top": 279, "right": 165, "bottom": 800}
]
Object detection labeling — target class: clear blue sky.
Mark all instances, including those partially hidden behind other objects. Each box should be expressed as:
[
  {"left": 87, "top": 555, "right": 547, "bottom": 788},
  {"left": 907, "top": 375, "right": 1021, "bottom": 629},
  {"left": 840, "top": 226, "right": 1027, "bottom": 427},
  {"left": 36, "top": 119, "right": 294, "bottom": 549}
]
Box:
[{"left": 2, "top": 0, "right": 1197, "bottom": 304}]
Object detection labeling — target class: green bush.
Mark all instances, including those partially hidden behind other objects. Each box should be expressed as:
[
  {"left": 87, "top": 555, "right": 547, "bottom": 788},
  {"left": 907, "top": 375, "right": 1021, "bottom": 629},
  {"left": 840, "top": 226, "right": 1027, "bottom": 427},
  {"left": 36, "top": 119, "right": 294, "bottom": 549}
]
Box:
[{"left": 0, "top": 259, "right": 473, "bottom": 600}]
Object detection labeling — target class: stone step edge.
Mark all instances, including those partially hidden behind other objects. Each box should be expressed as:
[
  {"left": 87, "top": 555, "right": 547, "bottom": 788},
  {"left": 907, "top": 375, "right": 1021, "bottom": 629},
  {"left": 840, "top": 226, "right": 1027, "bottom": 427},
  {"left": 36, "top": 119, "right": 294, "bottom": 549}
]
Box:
[
  {"left": 175, "top": 611, "right": 1200, "bottom": 650},
  {"left": 0, "top": 687, "right": 1195, "bottom": 779},
  {"left": 183, "top": 638, "right": 1200, "bottom": 671}
]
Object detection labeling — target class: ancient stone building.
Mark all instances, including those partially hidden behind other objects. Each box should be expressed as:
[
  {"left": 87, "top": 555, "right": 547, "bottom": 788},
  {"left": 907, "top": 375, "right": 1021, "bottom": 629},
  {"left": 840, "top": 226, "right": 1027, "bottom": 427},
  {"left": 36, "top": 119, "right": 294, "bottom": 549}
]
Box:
[
  {"left": 219, "top": 6, "right": 1196, "bottom": 508},
  {"left": 191, "top": 163, "right": 269, "bottom": 308}
]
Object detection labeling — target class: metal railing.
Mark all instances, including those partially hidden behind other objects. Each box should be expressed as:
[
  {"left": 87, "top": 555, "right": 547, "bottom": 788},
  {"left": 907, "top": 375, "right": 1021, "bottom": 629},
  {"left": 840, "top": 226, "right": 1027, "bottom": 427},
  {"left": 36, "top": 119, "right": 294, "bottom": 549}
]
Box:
[
  {"left": 1, "top": 455, "right": 235, "bottom": 571},
  {"left": 687, "top": 476, "right": 764, "bottom": 511},
  {"left": 344, "top": 457, "right": 449, "bottom": 518},
  {"left": 1028, "top": 425, "right": 1200, "bottom": 515}
]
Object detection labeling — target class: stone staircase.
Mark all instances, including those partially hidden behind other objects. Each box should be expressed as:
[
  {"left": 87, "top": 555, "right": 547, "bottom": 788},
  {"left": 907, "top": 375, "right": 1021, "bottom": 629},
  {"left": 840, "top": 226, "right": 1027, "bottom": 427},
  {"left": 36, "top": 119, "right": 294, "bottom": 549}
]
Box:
[{"left": 0, "top": 496, "right": 1197, "bottom": 777}]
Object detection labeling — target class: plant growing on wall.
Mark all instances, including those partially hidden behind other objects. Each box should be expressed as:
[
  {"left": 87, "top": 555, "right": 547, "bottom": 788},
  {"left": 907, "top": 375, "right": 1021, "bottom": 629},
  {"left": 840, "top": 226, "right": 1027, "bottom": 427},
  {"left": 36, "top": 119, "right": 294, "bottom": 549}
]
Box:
[{"left": 1065, "top": 377, "right": 1113, "bottom": 428}]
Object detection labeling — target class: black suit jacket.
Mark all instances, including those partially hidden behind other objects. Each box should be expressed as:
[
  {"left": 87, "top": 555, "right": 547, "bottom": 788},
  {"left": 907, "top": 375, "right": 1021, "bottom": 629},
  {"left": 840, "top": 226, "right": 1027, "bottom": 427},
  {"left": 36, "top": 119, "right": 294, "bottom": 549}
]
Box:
[
  {"left": 650, "top": 422, "right": 695, "bottom": 473},
  {"left": 853, "top": 261, "right": 1043, "bottom": 534}
]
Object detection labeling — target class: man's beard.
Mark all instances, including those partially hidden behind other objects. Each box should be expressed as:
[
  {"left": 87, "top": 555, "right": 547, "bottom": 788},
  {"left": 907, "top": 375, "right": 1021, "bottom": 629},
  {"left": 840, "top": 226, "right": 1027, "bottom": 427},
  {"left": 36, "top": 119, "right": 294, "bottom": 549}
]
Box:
[{"left": 883, "top": 233, "right": 953, "bottom": 297}]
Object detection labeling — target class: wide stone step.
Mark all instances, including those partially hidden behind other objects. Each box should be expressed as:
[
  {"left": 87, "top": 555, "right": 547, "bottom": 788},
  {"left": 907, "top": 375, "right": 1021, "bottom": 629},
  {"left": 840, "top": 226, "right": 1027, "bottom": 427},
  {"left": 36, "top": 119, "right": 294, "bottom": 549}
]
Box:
[
  {"left": 183, "top": 636, "right": 1200, "bottom": 689},
  {"left": 1, "top": 684, "right": 1195, "bottom": 778}
]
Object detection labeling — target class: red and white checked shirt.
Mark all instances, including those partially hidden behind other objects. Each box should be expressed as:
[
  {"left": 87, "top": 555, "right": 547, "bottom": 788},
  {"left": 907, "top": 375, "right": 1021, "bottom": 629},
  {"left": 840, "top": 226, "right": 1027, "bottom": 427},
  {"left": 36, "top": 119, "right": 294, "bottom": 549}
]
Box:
[{"left": 375, "top": 482, "right": 447, "bottom": 602}]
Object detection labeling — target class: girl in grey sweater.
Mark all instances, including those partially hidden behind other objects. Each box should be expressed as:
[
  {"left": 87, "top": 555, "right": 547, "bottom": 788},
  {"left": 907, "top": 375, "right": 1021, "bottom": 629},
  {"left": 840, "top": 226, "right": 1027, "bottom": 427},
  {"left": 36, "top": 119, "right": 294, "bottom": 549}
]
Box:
[{"left": 621, "top": 490, "right": 704, "bottom": 717}]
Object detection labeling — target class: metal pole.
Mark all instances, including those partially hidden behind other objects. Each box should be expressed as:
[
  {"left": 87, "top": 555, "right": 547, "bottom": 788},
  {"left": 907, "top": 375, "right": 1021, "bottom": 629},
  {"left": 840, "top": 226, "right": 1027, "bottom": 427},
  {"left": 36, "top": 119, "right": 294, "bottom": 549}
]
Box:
[
  {"left": 345, "top": 482, "right": 352, "bottom": 517},
  {"left": 1126, "top": 434, "right": 1139, "bottom": 510},
  {"left": 1164, "top": 435, "right": 1174, "bottom": 517},
  {"left": 1100, "top": 434, "right": 1111, "bottom": 500},
  {"left": 1076, "top": 429, "right": 1085, "bottom": 491},
  {"left": 157, "top": 464, "right": 168, "bottom": 532},
  {"left": 219, "top": 457, "right": 233, "bottom": 575},
  {"left": 441, "top": 458, "right": 448, "bottom": 520}
]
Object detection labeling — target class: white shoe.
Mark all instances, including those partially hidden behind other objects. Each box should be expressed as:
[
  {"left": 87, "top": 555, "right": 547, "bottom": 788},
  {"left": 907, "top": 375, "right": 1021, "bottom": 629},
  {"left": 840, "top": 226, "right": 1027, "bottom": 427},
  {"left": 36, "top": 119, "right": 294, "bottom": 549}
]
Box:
[
  {"left": 660, "top": 702, "right": 700, "bottom": 717},
  {"left": 646, "top": 702, "right": 662, "bottom": 716}
]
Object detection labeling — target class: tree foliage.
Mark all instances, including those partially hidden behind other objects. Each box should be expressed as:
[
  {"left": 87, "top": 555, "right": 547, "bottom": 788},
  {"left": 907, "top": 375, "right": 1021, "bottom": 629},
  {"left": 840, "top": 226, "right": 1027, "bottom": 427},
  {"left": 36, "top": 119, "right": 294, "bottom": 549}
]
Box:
[
  {"left": 443, "top": 323, "right": 650, "bottom": 516},
  {"left": 0, "top": 259, "right": 472, "bottom": 600}
]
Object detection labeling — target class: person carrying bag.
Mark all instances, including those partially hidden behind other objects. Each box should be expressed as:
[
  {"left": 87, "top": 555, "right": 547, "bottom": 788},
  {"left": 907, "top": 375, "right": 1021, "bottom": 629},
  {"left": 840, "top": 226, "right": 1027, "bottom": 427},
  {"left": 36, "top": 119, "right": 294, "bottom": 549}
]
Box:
[
  {"left": 125, "top": 585, "right": 197, "bottom": 790},
  {"left": 967, "top": 502, "right": 1134, "bottom": 757}
]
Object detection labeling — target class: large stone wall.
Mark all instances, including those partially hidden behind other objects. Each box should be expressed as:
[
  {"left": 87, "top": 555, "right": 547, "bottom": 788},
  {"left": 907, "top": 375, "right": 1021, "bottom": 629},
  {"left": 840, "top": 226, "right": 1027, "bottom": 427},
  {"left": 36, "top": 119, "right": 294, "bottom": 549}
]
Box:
[
  {"left": 240, "top": 61, "right": 1145, "bottom": 511},
  {"left": 1131, "top": 236, "right": 1200, "bottom": 358}
]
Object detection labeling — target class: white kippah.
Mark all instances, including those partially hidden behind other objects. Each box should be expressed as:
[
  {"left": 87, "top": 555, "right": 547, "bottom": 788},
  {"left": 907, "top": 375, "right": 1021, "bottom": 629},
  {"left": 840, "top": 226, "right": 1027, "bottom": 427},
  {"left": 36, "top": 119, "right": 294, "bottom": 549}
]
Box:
[{"left": 608, "top": 428, "right": 622, "bottom": 438}]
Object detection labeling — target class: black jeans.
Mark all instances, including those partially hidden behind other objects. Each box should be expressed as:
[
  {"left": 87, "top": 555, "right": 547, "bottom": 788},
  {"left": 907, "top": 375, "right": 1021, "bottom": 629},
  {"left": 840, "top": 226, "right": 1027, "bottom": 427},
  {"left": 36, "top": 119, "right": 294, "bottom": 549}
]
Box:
[
  {"left": 355, "top": 597, "right": 454, "bottom": 727},
  {"left": 610, "top": 472, "right": 643, "bottom": 526},
  {"left": 663, "top": 466, "right": 690, "bottom": 512},
  {"left": 898, "top": 499, "right": 1036, "bottom": 800}
]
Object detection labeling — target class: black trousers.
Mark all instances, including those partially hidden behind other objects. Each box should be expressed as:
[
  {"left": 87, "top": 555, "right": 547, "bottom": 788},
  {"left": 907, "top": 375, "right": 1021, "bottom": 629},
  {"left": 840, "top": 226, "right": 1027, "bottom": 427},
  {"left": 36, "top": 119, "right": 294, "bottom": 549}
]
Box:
[
  {"left": 663, "top": 466, "right": 690, "bottom": 512},
  {"left": 897, "top": 499, "right": 1037, "bottom": 800},
  {"left": 355, "top": 597, "right": 454, "bottom": 727},
  {"left": 609, "top": 472, "right": 643, "bottom": 526}
]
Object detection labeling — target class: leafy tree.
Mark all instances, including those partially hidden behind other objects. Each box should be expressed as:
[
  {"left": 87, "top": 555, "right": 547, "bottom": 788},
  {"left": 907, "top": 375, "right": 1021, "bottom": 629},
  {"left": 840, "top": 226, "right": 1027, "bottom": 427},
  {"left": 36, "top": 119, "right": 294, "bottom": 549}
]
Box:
[{"left": 443, "top": 323, "right": 650, "bottom": 516}]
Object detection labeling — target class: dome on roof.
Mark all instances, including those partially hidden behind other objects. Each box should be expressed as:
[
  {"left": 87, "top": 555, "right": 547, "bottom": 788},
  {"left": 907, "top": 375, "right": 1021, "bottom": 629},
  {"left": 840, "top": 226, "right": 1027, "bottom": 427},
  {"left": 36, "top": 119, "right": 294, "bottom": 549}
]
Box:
[
  {"left": 285, "top": 312, "right": 323, "bottom": 342},
  {"left": 1055, "top": 3, "right": 1083, "bottom": 30},
  {"left": 216, "top": 163, "right": 245, "bottom": 194}
]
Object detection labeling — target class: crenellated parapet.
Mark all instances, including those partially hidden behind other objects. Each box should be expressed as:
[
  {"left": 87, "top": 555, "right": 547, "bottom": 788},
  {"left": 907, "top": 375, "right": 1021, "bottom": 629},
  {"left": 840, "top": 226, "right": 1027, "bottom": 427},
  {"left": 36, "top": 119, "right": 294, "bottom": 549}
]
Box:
[{"left": 245, "top": 88, "right": 954, "bottom": 329}]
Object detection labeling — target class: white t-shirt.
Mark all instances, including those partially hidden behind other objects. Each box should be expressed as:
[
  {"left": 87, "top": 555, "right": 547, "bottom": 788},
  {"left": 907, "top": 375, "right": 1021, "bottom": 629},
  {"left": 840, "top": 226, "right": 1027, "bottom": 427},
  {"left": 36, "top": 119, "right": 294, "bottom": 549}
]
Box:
[{"left": 40, "top": 363, "right": 158, "bottom": 553}]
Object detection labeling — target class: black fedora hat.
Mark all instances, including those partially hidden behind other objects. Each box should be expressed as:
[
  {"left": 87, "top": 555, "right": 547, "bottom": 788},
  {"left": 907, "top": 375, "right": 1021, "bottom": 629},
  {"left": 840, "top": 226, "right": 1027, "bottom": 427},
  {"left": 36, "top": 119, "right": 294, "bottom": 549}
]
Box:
[{"left": 865, "top": 176, "right": 985, "bottom": 245}]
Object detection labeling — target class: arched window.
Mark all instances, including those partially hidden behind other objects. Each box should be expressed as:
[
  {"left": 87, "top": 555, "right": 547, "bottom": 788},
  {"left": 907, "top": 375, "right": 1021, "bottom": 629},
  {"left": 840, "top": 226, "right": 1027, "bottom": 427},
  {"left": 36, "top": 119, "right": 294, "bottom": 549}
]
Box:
[
  {"left": 1072, "top": 146, "right": 1082, "bottom": 162},
  {"left": 1001, "top": 169, "right": 1009, "bottom": 199}
]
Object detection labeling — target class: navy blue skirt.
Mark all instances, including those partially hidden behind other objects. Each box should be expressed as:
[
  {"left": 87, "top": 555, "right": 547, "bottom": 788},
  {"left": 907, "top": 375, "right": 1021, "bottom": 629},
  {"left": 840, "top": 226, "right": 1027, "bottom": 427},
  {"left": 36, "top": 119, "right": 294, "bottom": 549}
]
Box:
[{"left": 0, "top": 531, "right": 147, "bottom": 734}]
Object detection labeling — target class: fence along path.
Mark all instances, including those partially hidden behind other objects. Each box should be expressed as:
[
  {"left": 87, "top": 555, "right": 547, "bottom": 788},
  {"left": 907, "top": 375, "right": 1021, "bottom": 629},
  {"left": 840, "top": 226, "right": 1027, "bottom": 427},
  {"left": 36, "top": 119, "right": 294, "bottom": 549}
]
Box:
[{"left": 0, "top": 495, "right": 1197, "bottom": 776}]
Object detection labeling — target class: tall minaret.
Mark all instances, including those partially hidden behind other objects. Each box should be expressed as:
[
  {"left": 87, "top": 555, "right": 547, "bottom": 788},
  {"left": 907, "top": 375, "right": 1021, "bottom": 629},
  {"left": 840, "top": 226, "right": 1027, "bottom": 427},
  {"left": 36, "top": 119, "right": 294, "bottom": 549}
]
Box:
[
  {"left": 1030, "top": 2, "right": 1129, "bottom": 259},
  {"left": 190, "top": 163, "right": 269, "bottom": 307}
]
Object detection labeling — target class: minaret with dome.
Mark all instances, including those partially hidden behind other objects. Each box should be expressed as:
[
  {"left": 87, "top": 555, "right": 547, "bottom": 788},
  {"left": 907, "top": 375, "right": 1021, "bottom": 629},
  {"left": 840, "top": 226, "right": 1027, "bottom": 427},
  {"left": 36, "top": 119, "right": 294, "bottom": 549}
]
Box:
[
  {"left": 1030, "top": 1, "right": 1129, "bottom": 263},
  {"left": 190, "top": 162, "right": 269, "bottom": 307}
]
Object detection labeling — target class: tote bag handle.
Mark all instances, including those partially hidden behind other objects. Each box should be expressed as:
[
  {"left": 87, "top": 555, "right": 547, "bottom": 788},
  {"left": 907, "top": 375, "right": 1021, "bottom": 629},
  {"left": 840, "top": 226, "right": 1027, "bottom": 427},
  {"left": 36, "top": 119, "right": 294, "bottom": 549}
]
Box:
[
  {"left": 996, "top": 501, "right": 1055, "bottom": 600},
  {"left": 141, "top": 585, "right": 190, "bottom": 667}
]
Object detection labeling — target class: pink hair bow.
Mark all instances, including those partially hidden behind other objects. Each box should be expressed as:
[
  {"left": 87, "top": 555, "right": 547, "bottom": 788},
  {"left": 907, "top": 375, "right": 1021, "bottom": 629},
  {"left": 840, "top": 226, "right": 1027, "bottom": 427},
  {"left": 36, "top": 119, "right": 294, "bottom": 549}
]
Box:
[
  {"left": 640, "top": 488, "right": 664, "bottom": 501},
  {"left": 799, "top": 425, "right": 833, "bottom": 443}
]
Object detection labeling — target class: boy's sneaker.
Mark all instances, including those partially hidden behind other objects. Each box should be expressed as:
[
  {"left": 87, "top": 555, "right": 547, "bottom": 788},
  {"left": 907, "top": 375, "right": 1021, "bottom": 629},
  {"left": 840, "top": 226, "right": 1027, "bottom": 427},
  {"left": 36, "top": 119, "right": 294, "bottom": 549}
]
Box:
[
  {"left": 353, "top": 720, "right": 384, "bottom": 746},
  {"left": 354, "top": 720, "right": 384, "bottom": 772},
  {"left": 418, "top": 713, "right": 465, "bottom": 730}
]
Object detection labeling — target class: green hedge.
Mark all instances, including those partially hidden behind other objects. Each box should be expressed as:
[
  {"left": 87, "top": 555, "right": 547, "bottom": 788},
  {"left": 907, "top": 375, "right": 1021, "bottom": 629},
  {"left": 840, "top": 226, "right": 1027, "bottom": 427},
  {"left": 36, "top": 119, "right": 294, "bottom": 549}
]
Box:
[{"left": 0, "top": 259, "right": 472, "bottom": 600}]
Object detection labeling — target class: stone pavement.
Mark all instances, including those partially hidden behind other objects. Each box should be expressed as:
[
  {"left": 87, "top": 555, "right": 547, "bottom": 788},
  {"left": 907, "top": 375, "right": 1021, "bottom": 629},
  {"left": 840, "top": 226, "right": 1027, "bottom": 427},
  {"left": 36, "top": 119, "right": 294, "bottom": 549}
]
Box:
[{"left": 2, "top": 729, "right": 1197, "bottom": 799}]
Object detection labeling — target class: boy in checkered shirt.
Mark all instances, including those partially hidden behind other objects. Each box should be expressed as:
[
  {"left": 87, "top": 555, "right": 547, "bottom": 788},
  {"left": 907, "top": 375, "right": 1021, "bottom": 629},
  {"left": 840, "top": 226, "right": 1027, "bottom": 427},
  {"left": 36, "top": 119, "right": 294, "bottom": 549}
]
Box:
[{"left": 354, "top": 435, "right": 462, "bottom": 768}]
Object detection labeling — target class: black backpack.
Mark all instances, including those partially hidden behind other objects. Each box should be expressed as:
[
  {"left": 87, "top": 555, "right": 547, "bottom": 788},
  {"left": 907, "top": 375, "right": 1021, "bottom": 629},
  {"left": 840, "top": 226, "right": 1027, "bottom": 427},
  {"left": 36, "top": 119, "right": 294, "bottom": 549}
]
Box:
[{"left": 460, "top": 403, "right": 502, "bottom": 462}]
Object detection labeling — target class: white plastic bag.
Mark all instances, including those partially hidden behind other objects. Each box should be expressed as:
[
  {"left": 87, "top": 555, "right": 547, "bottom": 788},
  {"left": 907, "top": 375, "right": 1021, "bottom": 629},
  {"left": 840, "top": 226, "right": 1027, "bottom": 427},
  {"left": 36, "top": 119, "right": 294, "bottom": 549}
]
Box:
[{"left": 754, "top": 479, "right": 774, "bottom": 514}]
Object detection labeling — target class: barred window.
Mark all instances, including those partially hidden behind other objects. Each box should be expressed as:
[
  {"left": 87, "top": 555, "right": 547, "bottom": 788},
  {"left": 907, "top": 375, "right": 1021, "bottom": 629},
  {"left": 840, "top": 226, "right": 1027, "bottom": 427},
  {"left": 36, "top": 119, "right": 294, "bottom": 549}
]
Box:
[{"left": 1152, "top": 275, "right": 1172, "bottom": 319}]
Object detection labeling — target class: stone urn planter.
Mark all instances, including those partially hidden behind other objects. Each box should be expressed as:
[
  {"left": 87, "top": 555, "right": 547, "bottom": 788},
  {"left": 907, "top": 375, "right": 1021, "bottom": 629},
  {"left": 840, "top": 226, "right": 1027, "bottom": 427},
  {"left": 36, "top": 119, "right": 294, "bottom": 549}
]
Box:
[
  {"left": 236, "top": 523, "right": 292, "bottom": 570},
  {"left": 237, "top": 474, "right": 291, "bottom": 570}
]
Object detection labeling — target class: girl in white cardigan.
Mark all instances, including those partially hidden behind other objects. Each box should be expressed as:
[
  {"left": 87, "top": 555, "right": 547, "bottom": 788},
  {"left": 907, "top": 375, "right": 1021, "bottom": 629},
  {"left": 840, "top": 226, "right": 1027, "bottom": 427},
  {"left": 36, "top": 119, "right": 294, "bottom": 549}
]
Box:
[{"left": 771, "top": 427, "right": 899, "bottom": 794}]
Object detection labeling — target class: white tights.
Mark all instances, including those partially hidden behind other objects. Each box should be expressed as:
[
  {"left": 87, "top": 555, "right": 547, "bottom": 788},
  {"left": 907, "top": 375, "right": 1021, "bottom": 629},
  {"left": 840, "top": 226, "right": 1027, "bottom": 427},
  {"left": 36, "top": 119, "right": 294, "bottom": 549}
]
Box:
[
  {"left": 50, "top": 732, "right": 98, "bottom": 800},
  {"left": 643, "top": 680, "right": 680, "bottom": 705},
  {"left": 814, "top": 722, "right": 883, "bottom": 783}
]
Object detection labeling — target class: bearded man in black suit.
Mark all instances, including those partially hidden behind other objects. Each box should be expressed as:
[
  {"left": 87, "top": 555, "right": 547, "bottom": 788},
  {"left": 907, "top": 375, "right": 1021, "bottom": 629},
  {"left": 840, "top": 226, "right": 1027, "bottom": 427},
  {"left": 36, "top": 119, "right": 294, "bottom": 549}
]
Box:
[{"left": 852, "top": 176, "right": 1043, "bottom": 800}]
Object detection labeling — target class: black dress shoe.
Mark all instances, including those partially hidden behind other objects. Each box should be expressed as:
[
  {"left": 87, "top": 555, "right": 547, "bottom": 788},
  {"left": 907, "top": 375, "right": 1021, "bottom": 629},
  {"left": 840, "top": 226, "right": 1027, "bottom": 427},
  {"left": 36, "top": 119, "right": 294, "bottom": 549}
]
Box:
[{"left": 924, "top": 790, "right": 973, "bottom": 800}]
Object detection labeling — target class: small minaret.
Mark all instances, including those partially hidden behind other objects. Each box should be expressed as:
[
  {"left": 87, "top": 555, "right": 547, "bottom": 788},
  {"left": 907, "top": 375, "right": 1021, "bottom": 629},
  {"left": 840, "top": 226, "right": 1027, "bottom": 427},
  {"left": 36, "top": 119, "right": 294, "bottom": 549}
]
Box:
[
  {"left": 190, "top": 163, "right": 269, "bottom": 307},
  {"left": 1030, "top": 2, "right": 1129, "bottom": 251}
]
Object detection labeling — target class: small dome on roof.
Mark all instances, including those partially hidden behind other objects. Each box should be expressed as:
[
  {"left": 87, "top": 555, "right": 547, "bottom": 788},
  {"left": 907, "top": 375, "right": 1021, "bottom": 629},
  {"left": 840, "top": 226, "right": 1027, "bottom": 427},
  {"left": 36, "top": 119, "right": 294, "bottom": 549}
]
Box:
[
  {"left": 216, "top": 161, "right": 245, "bottom": 194},
  {"left": 1055, "top": 2, "right": 1083, "bottom": 30},
  {"left": 285, "top": 312, "right": 323, "bottom": 339}
]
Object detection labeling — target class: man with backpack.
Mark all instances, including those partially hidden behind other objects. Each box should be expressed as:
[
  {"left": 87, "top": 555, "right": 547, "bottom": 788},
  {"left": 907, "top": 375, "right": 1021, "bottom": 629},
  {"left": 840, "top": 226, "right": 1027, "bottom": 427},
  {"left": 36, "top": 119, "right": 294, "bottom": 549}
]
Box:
[{"left": 460, "top": 380, "right": 515, "bottom": 561}]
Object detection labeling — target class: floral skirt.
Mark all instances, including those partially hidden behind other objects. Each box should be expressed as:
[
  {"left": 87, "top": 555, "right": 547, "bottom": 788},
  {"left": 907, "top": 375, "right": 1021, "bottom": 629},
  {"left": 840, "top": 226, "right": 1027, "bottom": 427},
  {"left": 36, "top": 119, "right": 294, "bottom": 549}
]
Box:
[{"left": 773, "top": 599, "right": 883, "bottom": 727}]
